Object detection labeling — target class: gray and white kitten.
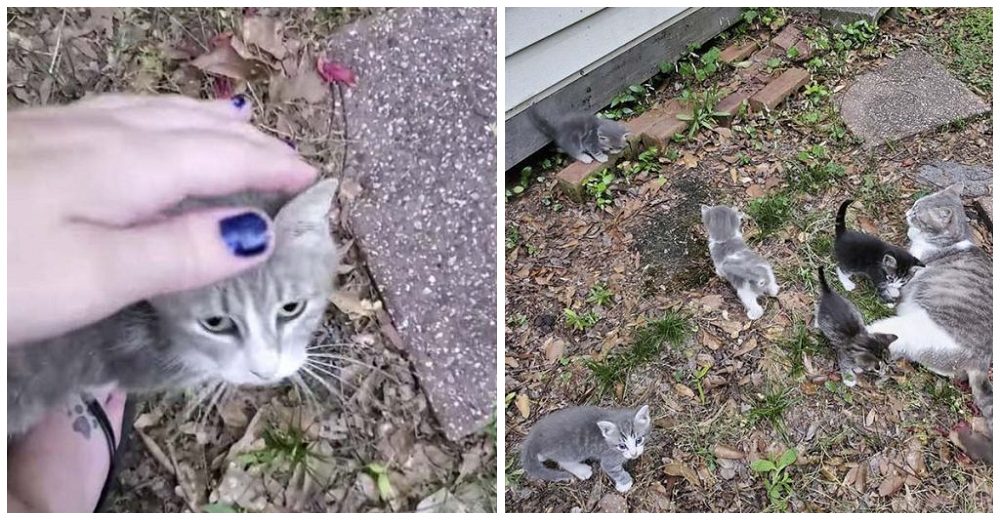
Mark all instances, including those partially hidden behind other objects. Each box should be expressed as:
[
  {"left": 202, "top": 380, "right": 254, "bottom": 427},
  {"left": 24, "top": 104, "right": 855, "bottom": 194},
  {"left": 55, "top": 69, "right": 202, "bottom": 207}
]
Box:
[
  {"left": 814, "top": 267, "right": 896, "bottom": 387},
  {"left": 528, "top": 108, "right": 630, "bottom": 164},
  {"left": 702, "top": 205, "right": 780, "bottom": 320},
  {"left": 7, "top": 180, "right": 341, "bottom": 437},
  {"left": 521, "top": 405, "right": 650, "bottom": 493},
  {"left": 868, "top": 183, "right": 992, "bottom": 460}
]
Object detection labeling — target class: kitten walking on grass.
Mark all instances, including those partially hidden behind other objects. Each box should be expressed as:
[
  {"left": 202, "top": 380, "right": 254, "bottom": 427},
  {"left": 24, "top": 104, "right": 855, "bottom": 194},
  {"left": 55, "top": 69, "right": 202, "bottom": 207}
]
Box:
[
  {"left": 521, "top": 405, "right": 650, "bottom": 493},
  {"left": 701, "top": 205, "right": 779, "bottom": 320}
]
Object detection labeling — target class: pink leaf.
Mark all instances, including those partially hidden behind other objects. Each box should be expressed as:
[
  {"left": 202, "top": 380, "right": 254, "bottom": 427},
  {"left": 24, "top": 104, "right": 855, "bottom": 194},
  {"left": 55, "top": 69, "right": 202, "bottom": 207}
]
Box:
[
  {"left": 212, "top": 76, "right": 233, "bottom": 99},
  {"left": 316, "top": 57, "right": 357, "bottom": 87}
]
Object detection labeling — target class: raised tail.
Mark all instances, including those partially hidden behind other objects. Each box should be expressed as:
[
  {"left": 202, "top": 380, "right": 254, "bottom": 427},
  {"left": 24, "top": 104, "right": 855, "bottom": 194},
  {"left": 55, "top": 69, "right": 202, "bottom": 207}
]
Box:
[
  {"left": 835, "top": 199, "right": 854, "bottom": 237},
  {"left": 817, "top": 267, "right": 831, "bottom": 293},
  {"left": 520, "top": 438, "right": 574, "bottom": 482},
  {"left": 526, "top": 106, "right": 557, "bottom": 141}
]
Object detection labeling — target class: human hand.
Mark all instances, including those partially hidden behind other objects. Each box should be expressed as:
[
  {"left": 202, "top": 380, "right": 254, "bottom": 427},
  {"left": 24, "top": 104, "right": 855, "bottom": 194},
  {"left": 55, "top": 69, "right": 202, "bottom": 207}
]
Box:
[{"left": 7, "top": 94, "right": 318, "bottom": 345}]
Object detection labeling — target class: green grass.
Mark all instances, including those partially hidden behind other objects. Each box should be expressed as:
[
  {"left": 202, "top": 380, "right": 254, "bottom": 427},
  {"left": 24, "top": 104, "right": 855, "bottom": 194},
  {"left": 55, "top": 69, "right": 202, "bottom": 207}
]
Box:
[
  {"left": 775, "top": 320, "right": 827, "bottom": 377},
  {"left": 850, "top": 284, "right": 895, "bottom": 322},
  {"left": 786, "top": 145, "right": 845, "bottom": 194},
  {"left": 587, "top": 312, "right": 692, "bottom": 396},
  {"left": 859, "top": 172, "right": 900, "bottom": 218},
  {"left": 747, "top": 386, "right": 796, "bottom": 434},
  {"left": 942, "top": 8, "right": 992, "bottom": 93},
  {"left": 747, "top": 194, "right": 793, "bottom": 236},
  {"left": 563, "top": 308, "right": 599, "bottom": 331},
  {"left": 505, "top": 223, "right": 520, "bottom": 251},
  {"left": 240, "top": 421, "right": 321, "bottom": 471},
  {"left": 586, "top": 283, "right": 614, "bottom": 306}
]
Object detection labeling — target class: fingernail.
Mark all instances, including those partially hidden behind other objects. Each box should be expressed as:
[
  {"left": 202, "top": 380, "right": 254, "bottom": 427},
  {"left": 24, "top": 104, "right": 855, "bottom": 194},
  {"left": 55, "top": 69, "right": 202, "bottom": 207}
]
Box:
[
  {"left": 231, "top": 94, "right": 248, "bottom": 109},
  {"left": 282, "top": 137, "right": 296, "bottom": 149},
  {"left": 219, "top": 212, "right": 268, "bottom": 257}
]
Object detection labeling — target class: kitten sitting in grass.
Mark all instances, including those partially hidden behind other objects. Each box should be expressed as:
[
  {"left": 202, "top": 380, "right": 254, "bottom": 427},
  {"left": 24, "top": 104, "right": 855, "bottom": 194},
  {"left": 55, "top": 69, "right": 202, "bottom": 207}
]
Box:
[
  {"left": 521, "top": 405, "right": 650, "bottom": 493},
  {"left": 702, "top": 204, "right": 779, "bottom": 320}
]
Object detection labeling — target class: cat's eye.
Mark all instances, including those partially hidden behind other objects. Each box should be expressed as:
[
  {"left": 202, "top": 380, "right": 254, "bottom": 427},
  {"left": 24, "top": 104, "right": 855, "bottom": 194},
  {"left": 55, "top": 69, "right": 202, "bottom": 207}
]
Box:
[
  {"left": 617, "top": 443, "right": 627, "bottom": 450},
  {"left": 199, "top": 316, "right": 236, "bottom": 334},
  {"left": 636, "top": 436, "right": 644, "bottom": 445},
  {"left": 277, "top": 301, "right": 307, "bottom": 320}
]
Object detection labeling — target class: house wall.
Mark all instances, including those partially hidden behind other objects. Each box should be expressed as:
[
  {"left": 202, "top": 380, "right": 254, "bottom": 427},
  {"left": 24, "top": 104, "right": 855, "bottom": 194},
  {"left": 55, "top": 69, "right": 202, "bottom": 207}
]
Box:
[{"left": 505, "top": 7, "right": 743, "bottom": 169}]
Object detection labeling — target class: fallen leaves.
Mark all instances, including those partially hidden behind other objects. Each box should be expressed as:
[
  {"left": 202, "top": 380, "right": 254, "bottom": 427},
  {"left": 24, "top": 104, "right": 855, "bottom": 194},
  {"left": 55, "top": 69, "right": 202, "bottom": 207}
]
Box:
[
  {"left": 317, "top": 56, "right": 358, "bottom": 87},
  {"left": 663, "top": 462, "right": 700, "bottom": 488},
  {"left": 541, "top": 337, "right": 566, "bottom": 364},
  {"left": 515, "top": 393, "right": 531, "bottom": 418},
  {"left": 713, "top": 444, "right": 745, "bottom": 460},
  {"left": 242, "top": 14, "right": 286, "bottom": 59},
  {"left": 190, "top": 34, "right": 270, "bottom": 81}
]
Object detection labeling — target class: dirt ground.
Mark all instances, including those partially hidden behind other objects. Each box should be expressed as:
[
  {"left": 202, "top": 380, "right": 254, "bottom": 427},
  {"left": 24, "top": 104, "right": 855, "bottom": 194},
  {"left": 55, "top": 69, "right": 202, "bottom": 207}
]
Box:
[
  {"left": 7, "top": 7, "right": 495, "bottom": 512},
  {"left": 505, "top": 8, "right": 992, "bottom": 513}
]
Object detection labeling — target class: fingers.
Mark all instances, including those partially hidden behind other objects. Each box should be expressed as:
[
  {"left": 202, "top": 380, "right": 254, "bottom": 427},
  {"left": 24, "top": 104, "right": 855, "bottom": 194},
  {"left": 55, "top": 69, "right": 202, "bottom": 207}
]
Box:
[
  {"left": 100, "top": 208, "right": 275, "bottom": 302},
  {"left": 73, "top": 93, "right": 253, "bottom": 121}
]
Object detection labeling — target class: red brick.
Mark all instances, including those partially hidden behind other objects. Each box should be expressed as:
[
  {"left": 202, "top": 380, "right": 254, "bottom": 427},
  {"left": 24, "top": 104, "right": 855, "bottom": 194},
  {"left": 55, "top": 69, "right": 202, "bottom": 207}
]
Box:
[
  {"left": 772, "top": 25, "right": 802, "bottom": 50},
  {"left": 788, "top": 39, "right": 814, "bottom": 62},
  {"left": 555, "top": 160, "right": 612, "bottom": 201},
  {"left": 715, "top": 89, "right": 752, "bottom": 126},
  {"left": 719, "top": 41, "right": 759, "bottom": 64},
  {"left": 636, "top": 99, "right": 690, "bottom": 149},
  {"left": 749, "top": 67, "right": 810, "bottom": 112}
]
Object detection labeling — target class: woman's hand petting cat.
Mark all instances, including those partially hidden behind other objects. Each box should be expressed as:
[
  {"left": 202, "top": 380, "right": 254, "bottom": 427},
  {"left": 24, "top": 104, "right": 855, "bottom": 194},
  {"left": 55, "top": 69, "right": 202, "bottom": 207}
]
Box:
[{"left": 7, "top": 94, "right": 318, "bottom": 345}]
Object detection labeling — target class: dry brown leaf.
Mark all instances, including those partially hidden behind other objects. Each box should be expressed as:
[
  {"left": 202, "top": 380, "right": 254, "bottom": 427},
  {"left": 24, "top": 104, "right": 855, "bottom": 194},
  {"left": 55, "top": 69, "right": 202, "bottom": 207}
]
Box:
[
  {"left": 329, "top": 290, "right": 382, "bottom": 318},
  {"left": 746, "top": 184, "right": 765, "bottom": 198},
  {"left": 269, "top": 52, "right": 328, "bottom": 103},
  {"left": 514, "top": 393, "right": 530, "bottom": 418},
  {"left": 542, "top": 337, "right": 566, "bottom": 364},
  {"left": 681, "top": 153, "right": 699, "bottom": 169},
  {"left": 674, "top": 383, "right": 696, "bottom": 399},
  {"left": 242, "top": 15, "right": 286, "bottom": 59},
  {"left": 663, "top": 462, "right": 700, "bottom": 488},
  {"left": 713, "top": 444, "right": 744, "bottom": 459},
  {"left": 878, "top": 474, "right": 905, "bottom": 497},
  {"left": 191, "top": 41, "right": 269, "bottom": 81}
]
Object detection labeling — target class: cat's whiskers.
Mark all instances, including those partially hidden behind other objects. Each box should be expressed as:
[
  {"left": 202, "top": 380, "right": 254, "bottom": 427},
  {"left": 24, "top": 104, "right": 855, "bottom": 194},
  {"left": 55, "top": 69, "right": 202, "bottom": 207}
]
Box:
[
  {"left": 200, "top": 383, "right": 229, "bottom": 427},
  {"left": 303, "top": 360, "right": 358, "bottom": 389},
  {"left": 290, "top": 373, "right": 321, "bottom": 412},
  {"left": 181, "top": 381, "right": 222, "bottom": 422},
  {"left": 307, "top": 353, "right": 400, "bottom": 383},
  {"left": 299, "top": 365, "right": 347, "bottom": 405}
]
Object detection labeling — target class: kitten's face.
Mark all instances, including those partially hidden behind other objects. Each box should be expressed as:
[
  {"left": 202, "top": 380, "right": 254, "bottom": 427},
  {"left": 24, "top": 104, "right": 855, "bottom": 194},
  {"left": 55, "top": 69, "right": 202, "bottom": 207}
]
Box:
[
  {"left": 596, "top": 119, "right": 630, "bottom": 153},
  {"left": 906, "top": 183, "right": 967, "bottom": 246},
  {"left": 597, "top": 405, "right": 651, "bottom": 460},
  {"left": 849, "top": 333, "right": 896, "bottom": 371},
  {"left": 878, "top": 253, "right": 923, "bottom": 301},
  {"left": 151, "top": 180, "right": 340, "bottom": 386},
  {"left": 701, "top": 204, "right": 742, "bottom": 240}
]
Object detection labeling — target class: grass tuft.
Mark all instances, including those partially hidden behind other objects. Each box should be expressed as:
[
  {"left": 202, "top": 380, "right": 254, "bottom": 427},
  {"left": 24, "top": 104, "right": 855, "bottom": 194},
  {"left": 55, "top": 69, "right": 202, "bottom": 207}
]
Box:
[
  {"left": 747, "top": 194, "right": 793, "bottom": 237},
  {"left": 775, "top": 320, "right": 826, "bottom": 377},
  {"left": 587, "top": 312, "right": 692, "bottom": 396}
]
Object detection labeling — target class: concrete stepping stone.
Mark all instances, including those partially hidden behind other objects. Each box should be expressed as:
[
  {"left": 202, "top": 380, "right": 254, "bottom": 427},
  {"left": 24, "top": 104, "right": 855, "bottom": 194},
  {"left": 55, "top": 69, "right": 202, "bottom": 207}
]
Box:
[
  {"left": 837, "top": 49, "right": 991, "bottom": 148},
  {"left": 326, "top": 8, "right": 496, "bottom": 440},
  {"left": 914, "top": 161, "right": 992, "bottom": 197}
]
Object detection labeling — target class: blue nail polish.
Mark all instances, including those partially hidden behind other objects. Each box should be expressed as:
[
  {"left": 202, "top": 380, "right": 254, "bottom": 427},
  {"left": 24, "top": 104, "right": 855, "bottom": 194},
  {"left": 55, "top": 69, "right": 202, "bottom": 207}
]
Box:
[
  {"left": 219, "top": 212, "right": 268, "bottom": 257},
  {"left": 282, "top": 137, "right": 296, "bottom": 149},
  {"left": 231, "top": 94, "right": 247, "bottom": 109}
]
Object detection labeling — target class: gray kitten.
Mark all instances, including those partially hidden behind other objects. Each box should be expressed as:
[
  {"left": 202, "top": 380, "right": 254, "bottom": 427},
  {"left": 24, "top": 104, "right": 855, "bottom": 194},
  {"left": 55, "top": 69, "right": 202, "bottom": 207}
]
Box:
[
  {"left": 521, "top": 405, "right": 650, "bottom": 493},
  {"left": 7, "top": 180, "right": 341, "bottom": 436},
  {"left": 869, "top": 183, "right": 992, "bottom": 458},
  {"left": 528, "top": 108, "right": 630, "bottom": 164},
  {"left": 814, "top": 267, "right": 896, "bottom": 387},
  {"left": 702, "top": 205, "right": 780, "bottom": 320}
]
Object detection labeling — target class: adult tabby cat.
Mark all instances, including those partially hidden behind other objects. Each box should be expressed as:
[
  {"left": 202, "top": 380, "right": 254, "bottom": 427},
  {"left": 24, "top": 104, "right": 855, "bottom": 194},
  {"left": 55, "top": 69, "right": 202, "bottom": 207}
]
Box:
[
  {"left": 7, "top": 180, "right": 341, "bottom": 436},
  {"left": 868, "top": 183, "right": 992, "bottom": 458}
]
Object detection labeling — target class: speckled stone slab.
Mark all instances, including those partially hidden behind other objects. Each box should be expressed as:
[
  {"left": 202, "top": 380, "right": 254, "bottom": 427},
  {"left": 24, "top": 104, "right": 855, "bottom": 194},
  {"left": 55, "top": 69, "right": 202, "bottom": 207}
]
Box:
[
  {"left": 915, "top": 161, "right": 992, "bottom": 197},
  {"left": 327, "top": 8, "right": 497, "bottom": 440},
  {"left": 837, "top": 49, "right": 990, "bottom": 148}
]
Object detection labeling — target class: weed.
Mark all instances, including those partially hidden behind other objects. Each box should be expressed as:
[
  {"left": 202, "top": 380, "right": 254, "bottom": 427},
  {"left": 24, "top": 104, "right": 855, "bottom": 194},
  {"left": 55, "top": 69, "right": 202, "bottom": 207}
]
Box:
[
  {"left": 803, "top": 82, "right": 830, "bottom": 106},
  {"left": 505, "top": 223, "right": 520, "bottom": 251},
  {"left": 677, "top": 87, "right": 730, "bottom": 140},
  {"left": 621, "top": 147, "right": 663, "bottom": 178},
  {"left": 765, "top": 57, "right": 784, "bottom": 73},
  {"left": 507, "top": 313, "right": 527, "bottom": 328},
  {"left": 564, "top": 308, "right": 600, "bottom": 331},
  {"left": 787, "top": 145, "right": 845, "bottom": 194},
  {"left": 924, "top": 377, "right": 965, "bottom": 413},
  {"left": 750, "top": 448, "right": 798, "bottom": 512},
  {"left": 692, "top": 363, "right": 712, "bottom": 404},
  {"left": 824, "top": 380, "right": 855, "bottom": 405},
  {"left": 587, "top": 283, "right": 615, "bottom": 306},
  {"left": 836, "top": 20, "right": 878, "bottom": 50},
  {"left": 941, "top": 8, "right": 992, "bottom": 92},
  {"left": 603, "top": 83, "right": 653, "bottom": 119},
  {"left": 776, "top": 320, "right": 826, "bottom": 377},
  {"left": 663, "top": 148, "right": 680, "bottom": 162},
  {"left": 365, "top": 463, "right": 396, "bottom": 502},
  {"left": 584, "top": 170, "right": 616, "bottom": 209},
  {"left": 241, "top": 421, "right": 321, "bottom": 473},
  {"left": 859, "top": 172, "right": 899, "bottom": 217},
  {"left": 785, "top": 46, "right": 801, "bottom": 60},
  {"left": 747, "top": 194, "right": 793, "bottom": 236},
  {"left": 676, "top": 46, "right": 723, "bottom": 84},
  {"left": 586, "top": 312, "right": 692, "bottom": 396},
  {"left": 747, "top": 386, "right": 795, "bottom": 433}
]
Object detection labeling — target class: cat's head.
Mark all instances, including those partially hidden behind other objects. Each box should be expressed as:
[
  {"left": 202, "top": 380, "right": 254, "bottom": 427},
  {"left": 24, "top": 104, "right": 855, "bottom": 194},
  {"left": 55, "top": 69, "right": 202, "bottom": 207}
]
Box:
[
  {"left": 877, "top": 251, "right": 924, "bottom": 301},
  {"left": 150, "top": 179, "right": 340, "bottom": 386},
  {"left": 596, "top": 119, "right": 630, "bottom": 154},
  {"left": 701, "top": 204, "right": 743, "bottom": 240},
  {"left": 906, "top": 183, "right": 969, "bottom": 249},
  {"left": 849, "top": 332, "right": 896, "bottom": 371},
  {"left": 597, "top": 405, "right": 651, "bottom": 460}
]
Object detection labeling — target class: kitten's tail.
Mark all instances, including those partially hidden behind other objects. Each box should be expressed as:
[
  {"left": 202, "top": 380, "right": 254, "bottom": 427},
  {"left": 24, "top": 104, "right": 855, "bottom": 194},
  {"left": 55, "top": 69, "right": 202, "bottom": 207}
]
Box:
[
  {"left": 835, "top": 199, "right": 854, "bottom": 237},
  {"left": 817, "top": 267, "right": 831, "bottom": 293},
  {"left": 526, "top": 106, "right": 556, "bottom": 140},
  {"left": 961, "top": 370, "right": 993, "bottom": 462},
  {"left": 520, "top": 437, "right": 574, "bottom": 482}
]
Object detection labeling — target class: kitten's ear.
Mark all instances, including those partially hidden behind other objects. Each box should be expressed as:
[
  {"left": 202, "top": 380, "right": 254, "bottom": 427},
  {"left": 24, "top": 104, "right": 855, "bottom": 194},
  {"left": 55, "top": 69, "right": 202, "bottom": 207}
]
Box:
[
  {"left": 700, "top": 204, "right": 711, "bottom": 217},
  {"left": 273, "top": 179, "right": 339, "bottom": 248},
  {"left": 881, "top": 253, "right": 898, "bottom": 270},
  {"left": 945, "top": 182, "right": 965, "bottom": 196},
  {"left": 872, "top": 333, "right": 898, "bottom": 346},
  {"left": 596, "top": 421, "right": 619, "bottom": 439},
  {"left": 634, "top": 405, "right": 650, "bottom": 429},
  {"left": 930, "top": 207, "right": 954, "bottom": 227}
]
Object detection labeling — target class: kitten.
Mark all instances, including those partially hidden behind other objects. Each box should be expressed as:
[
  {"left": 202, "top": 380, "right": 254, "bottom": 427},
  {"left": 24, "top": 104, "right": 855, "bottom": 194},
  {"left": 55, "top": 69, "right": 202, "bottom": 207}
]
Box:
[
  {"left": 7, "top": 180, "right": 341, "bottom": 436},
  {"left": 814, "top": 267, "right": 896, "bottom": 387},
  {"left": 868, "top": 183, "right": 992, "bottom": 460},
  {"left": 701, "top": 205, "right": 779, "bottom": 320},
  {"left": 528, "top": 107, "right": 630, "bottom": 164},
  {"left": 521, "top": 405, "right": 650, "bottom": 493},
  {"left": 834, "top": 199, "right": 924, "bottom": 303}
]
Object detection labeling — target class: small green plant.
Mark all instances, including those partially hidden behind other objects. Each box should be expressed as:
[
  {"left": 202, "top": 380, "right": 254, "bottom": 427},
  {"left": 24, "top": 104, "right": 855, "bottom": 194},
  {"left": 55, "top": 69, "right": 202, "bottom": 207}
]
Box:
[
  {"left": 785, "top": 46, "right": 800, "bottom": 60},
  {"left": 621, "top": 146, "right": 663, "bottom": 178},
  {"left": 803, "top": 82, "right": 830, "bottom": 106},
  {"left": 776, "top": 320, "right": 825, "bottom": 377},
  {"left": 747, "top": 386, "right": 795, "bottom": 433},
  {"left": 851, "top": 285, "right": 895, "bottom": 322},
  {"left": 663, "top": 148, "right": 680, "bottom": 162},
  {"left": 941, "top": 8, "right": 991, "bottom": 92},
  {"left": 587, "top": 283, "right": 614, "bottom": 306},
  {"left": 692, "top": 363, "right": 711, "bottom": 404},
  {"left": 750, "top": 448, "right": 797, "bottom": 512},
  {"left": 677, "top": 88, "right": 730, "bottom": 140},
  {"left": 677, "top": 46, "right": 723, "bottom": 83},
  {"left": 365, "top": 463, "right": 396, "bottom": 502},
  {"left": 507, "top": 313, "right": 527, "bottom": 327},
  {"left": 564, "top": 308, "right": 599, "bottom": 331},
  {"left": 859, "top": 172, "right": 899, "bottom": 217},
  {"left": 241, "top": 422, "right": 320, "bottom": 471},
  {"left": 824, "top": 380, "right": 855, "bottom": 404},
  {"left": 787, "top": 145, "right": 845, "bottom": 194},
  {"left": 603, "top": 83, "right": 653, "bottom": 119},
  {"left": 586, "top": 312, "right": 692, "bottom": 396},
  {"left": 747, "top": 194, "right": 793, "bottom": 237},
  {"left": 836, "top": 20, "right": 878, "bottom": 50},
  {"left": 584, "top": 170, "right": 616, "bottom": 209},
  {"left": 765, "top": 57, "right": 784, "bottom": 73},
  {"left": 505, "top": 223, "right": 520, "bottom": 251}
]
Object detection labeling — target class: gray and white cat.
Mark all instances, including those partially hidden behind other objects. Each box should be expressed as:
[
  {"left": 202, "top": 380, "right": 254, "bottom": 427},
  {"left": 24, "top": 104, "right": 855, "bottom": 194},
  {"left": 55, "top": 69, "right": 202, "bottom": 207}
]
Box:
[
  {"left": 868, "top": 183, "right": 992, "bottom": 458},
  {"left": 521, "top": 405, "right": 650, "bottom": 493},
  {"left": 528, "top": 108, "right": 630, "bottom": 164},
  {"left": 814, "top": 267, "right": 896, "bottom": 387},
  {"left": 7, "top": 179, "right": 341, "bottom": 436},
  {"left": 702, "top": 205, "right": 780, "bottom": 320}
]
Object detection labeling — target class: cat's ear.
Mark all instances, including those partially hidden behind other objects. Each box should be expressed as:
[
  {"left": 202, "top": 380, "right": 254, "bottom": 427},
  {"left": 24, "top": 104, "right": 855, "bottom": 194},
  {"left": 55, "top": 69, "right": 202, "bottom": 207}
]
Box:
[
  {"left": 596, "top": 421, "right": 619, "bottom": 439},
  {"left": 872, "top": 333, "right": 898, "bottom": 346},
  {"left": 273, "top": 179, "right": 339, "bottom": 245},
  {"left": 929, "top": 207, "right": 954, "bottom": 227},
  {"left": 634, "top": 405, "right": 650, "bottom": 429},
  {"left": 881, "top": 253, "right": 898, "bottom": 270},
  {"left": 700, "top": 204, "right": 711, "bottom": 217},
  {"left": 945, "top": 182, "right": 965, "bottom": 197}
]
